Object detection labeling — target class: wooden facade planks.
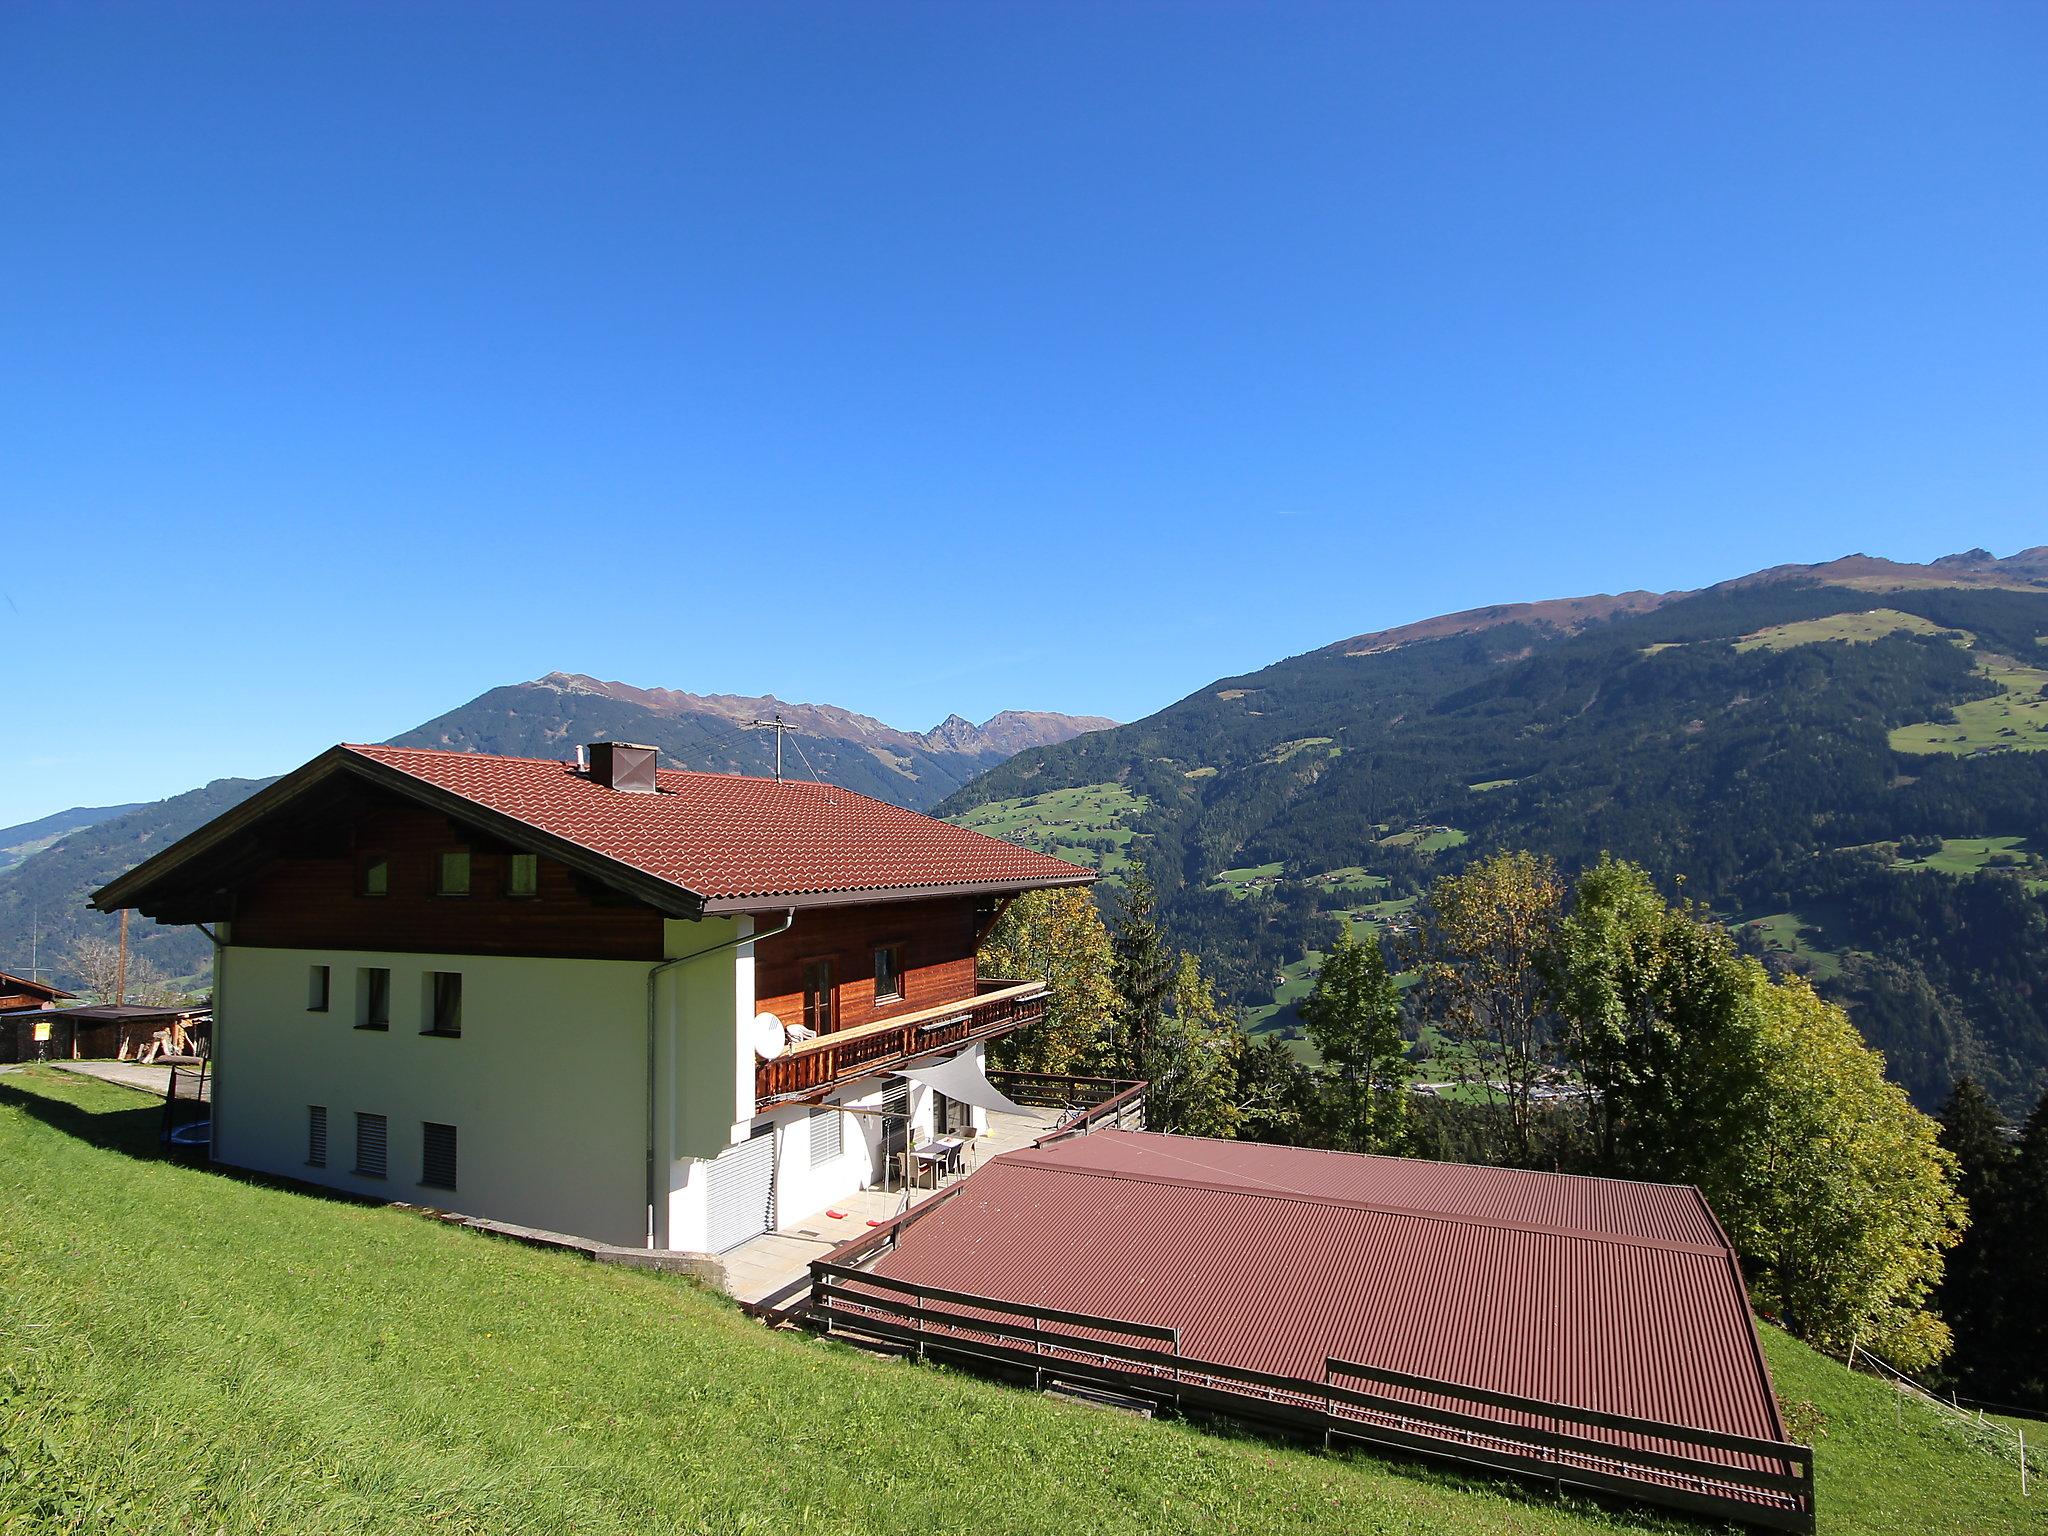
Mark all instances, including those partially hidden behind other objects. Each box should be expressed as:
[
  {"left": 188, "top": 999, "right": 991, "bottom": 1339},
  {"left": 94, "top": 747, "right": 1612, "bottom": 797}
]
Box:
[
  {"left": 229, "top": 795, "right": 667, "bottom": 961},
  {"left": 753, "top": 896, "right": 982, "bottom": 1035}
]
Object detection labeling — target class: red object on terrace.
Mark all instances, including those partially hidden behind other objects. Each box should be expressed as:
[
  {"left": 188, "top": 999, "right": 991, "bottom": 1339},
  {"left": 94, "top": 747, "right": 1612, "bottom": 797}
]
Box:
[{"left": 860, "top": 1130, "right": 1789, "bottom": 1451}]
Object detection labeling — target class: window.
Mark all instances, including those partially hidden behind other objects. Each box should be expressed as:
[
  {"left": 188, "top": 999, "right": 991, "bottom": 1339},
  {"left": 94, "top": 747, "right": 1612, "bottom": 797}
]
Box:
[
  {"left": 436, "top": 850, "right": 471, "bottom": 896},
  {"left": 424, "top": 971, "right": 462, "bottom": 1036},
  {"left": 421, "top": 1122, "right": 458, "bottom": 1190},
  {"left": 810, "top": 1107, "right": 843, "bottom": 1167},
  {"left": 361, "top": 857, "right": 389, "bottom": 897},
  {"left": 307, "top": 964, "right": 330, "bottom": 1012},
  {"left": 873, "top": 945, "right": 902, "bottom": 1002},
  {"left": 802, "top": 960, "right": 835, "bottom": 1036},
  {"left": 307, "top": 1105, "right": 328, "bottom": 1167},
  {"left": 354, "top": 1112, "right": 388, "bottom": 1178},
  {"left": 506, "top": 853, "right": 539, "bottom": 898},
  {"left": 356, "top": 967, "right": 390, "bottom": 1030}
]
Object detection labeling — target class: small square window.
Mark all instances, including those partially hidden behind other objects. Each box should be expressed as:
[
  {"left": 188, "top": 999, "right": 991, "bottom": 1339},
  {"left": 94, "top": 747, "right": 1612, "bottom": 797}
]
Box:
[
  {"left": 874, "top": 945, "right": 902, "bottom": 1002},
  {"left": 421, "top": 1122, "right": 457, "bottom": 1190},
  {"left": 507, "top": 853, "right": 538, "bottom": 898},
  {"left": 436, "top": 850, "right": 471, "bottom": 897},
  {"left": 357, "top": 967, "right": 390, "bottom": 1030},
  {"left": 308, "top": 964, "right": 330, "bottom": 1012},
  {"left": 361, "top": 857, "right": 389, "bottom": 897},
  {"left": 424, "top": 972, "right": 462, "bottom": 1037}
]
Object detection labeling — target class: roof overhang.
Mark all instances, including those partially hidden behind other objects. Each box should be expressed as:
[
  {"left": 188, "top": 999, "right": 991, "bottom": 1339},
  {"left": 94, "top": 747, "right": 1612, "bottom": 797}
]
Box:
[
  {"left": 701, "top": 871, "right": 1095, "bottom": 916},
  {"left": 92, "top": 746, "right": 1101, "bottom": 926}
]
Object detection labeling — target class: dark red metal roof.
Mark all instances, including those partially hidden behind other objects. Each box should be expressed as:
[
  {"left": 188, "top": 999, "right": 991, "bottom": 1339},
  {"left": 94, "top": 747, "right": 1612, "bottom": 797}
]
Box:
[{"left": 864, "top": 1130, "right": 1784, "bottom": 1446}]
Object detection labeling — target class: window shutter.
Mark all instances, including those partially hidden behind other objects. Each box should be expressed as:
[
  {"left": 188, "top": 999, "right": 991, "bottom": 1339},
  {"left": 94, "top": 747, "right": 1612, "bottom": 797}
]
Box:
[
  {"left": 421, "top": 1122, "right": 457, "bottom": 1190},
  {"left": 308, "top": 1105, "right": 327, "bottom": 1167},
  {"left": 809, "top": 1107, "right": 843, "bottom": 1167},
  {"left": 354, "top": 1112, "right": 388, "bottom": 1178}
]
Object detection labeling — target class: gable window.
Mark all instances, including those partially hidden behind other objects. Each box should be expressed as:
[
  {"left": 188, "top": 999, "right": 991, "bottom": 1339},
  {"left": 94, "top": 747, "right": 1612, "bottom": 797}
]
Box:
[
  {"left": 361, "top": 857, "right": 389, "bottom": 897},
  {"left": 424, "top": 972, "right": 462, "bottom": 1037},
  {"left": 307, "top": 1105, "right": 328, "bottom": 1167},
  {"left": 436, "top": 850, "right": 471, "bottom": 897},
  {"left": 421, "top": 1122, "right": 458, "bottom": 1190},
  {"left": 356, "top": 967, "right": 390, "bottom": 1030},
  {"left": 307, "top": 964, "right": 330, "bottom": 1012},
  {"left": 802, "top": 960, "right": 835, "bottom": 1036},
  {"left": 506, "top": 853, "right": 539, "bottom": 898},
  {"left": 354, "top": 1112, "right": 388, "bottom": 1178},
  {"left": 873, "top": 945, "right": 903, "bottom": 1003}
]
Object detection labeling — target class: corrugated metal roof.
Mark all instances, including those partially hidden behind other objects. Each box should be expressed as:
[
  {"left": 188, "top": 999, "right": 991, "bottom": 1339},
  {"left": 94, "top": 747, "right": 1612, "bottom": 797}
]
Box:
[
  {"left": 335, "top": 744, "right": 1093, "bottom": 904},
  {"left": 1001, "top": 1131, "right": 1729, "bottom": 1248},
  {"left": 863, "top": 1130, "right": 1783, "bottom": 1449}
]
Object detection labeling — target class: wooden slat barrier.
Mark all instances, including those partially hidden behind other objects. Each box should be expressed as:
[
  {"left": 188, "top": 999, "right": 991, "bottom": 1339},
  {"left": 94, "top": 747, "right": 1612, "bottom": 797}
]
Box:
[
  {"left": 808, "top": 1265, "right": 1815, "bottom": 1533},
  {"left": 756, "top": 981, "right": 1047, "bottom": 1107}
]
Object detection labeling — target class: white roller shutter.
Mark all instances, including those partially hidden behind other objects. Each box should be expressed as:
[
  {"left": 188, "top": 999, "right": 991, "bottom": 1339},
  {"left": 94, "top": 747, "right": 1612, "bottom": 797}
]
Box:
[{"left": 704, "top": 1130, "right": 776, "bottom": 1252}]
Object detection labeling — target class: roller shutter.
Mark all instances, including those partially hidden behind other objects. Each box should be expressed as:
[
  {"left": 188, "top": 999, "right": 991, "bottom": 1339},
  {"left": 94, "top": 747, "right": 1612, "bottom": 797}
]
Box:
[{"left": 705, "top": 1129, "right": 776, "bottom": 1252}]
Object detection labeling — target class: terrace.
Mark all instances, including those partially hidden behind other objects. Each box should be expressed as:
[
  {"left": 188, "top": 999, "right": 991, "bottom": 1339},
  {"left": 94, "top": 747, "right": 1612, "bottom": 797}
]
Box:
[{"left": 721, "top": 1071, "right": 1146, "bottom": 1313}]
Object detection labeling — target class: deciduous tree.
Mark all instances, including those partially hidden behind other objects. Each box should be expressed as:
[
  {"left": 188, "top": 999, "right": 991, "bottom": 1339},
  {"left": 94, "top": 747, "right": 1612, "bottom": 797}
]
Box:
[
  {"left": 1727, "top": 972, "right": 1965, "bottom": 1370},
  {"left": 1299, "top": 928, "right": 1407, "bottom": 1152},
  {"left": 1408, "top": 851, "right": 1565, "bottom": 1162},
  {"left": 980, "top": 888, "right": 1117, "bottom": 1075}
]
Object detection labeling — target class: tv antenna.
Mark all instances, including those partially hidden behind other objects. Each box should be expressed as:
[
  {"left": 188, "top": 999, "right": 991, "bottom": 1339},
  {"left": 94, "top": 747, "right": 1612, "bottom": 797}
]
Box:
[{"left": 746, "top": 713, "right": 795, "bottom": 782}]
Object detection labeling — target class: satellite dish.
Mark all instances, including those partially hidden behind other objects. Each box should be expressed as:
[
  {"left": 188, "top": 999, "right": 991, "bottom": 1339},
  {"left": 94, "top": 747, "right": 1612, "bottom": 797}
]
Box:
[{"left": 751, "top": 1012, "right": 789, "bottom": 1060}]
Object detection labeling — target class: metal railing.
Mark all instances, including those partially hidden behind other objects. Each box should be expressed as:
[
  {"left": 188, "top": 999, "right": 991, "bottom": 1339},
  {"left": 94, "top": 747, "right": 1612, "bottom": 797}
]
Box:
[
  {"left": 809, "top": 1264, "right": 1814, "bottom": 1533},
  {"left": 982, "top": 1069, "right": 1148, "bottom": 1142}
]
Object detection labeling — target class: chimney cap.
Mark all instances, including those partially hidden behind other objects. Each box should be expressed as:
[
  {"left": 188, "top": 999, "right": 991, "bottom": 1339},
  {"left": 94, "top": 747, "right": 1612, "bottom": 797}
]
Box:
[{"left": 584, "top": 740, "right": 660, "bottom": 793}]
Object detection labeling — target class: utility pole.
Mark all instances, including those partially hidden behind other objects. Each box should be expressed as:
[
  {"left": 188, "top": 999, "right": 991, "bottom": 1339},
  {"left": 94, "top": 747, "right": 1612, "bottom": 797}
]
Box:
[{"left": 746, "top": 714, "right": 795, "bottom": 783}]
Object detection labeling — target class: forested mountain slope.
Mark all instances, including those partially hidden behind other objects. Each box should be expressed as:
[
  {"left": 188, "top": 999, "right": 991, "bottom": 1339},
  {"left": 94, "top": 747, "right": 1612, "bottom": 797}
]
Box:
[{"left": 942, "top": 552, "right": 2048, "bottom": 1111}]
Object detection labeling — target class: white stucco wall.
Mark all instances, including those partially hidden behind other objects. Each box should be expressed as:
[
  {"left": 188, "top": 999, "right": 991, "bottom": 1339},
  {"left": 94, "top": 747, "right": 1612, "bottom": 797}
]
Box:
[
  {"left": 655, "top": 915, "right": 758, "bottom": 1249},
  {"left": 214, "top": 944, "right": 653, "bottom": 1246}
]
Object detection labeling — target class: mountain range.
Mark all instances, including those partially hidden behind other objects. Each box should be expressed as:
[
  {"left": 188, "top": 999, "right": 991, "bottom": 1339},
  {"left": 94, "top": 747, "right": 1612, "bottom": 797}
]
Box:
[
  {"left": 0, "top": 680, "right": 1110, "bottom": 990},
  {"left": 12, "top": 546, "right": 2048, "bottom": 1116},
  {"left": 941, "top": 547, "right": 2048, "bottom": 1113}
]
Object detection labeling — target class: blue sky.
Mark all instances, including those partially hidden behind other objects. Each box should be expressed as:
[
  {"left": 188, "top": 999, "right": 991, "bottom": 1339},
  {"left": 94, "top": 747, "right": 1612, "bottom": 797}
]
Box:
[{"left": 3, "top": 2, "right": 2044, "bottom": 826}]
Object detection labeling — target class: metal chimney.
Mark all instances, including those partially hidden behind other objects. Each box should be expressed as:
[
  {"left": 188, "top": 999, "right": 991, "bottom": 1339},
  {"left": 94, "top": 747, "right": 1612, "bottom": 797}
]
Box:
[{"left": 585, "top": 741, "right": 659, "bottom": 793}]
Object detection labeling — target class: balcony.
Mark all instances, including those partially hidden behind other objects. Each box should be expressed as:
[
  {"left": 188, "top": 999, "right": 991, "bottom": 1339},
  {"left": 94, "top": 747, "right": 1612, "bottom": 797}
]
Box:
[{"left": 754, "top": 977, "right": 1046, "bottom": 1109}]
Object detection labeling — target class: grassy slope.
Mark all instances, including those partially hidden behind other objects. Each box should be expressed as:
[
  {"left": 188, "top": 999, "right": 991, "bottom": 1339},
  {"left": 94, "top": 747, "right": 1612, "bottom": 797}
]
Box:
[
  {"left": 0, "top": 1069, "right": 1671, "bottom": 1536},
  {"left": 0, "top": 1069, "right": 2037, "bottom": 1536},
  {"left": 947, "top": 783, "right": 1149, "bottom": 877},
  {"left": 1891, "top": 654, "right": 2048, "bottom": 755}
]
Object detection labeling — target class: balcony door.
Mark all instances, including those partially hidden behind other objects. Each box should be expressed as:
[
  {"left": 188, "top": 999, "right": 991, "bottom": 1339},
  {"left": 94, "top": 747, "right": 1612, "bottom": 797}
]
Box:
[{"left": 802, "top": 959, "right": 835, "bottom": 1037}]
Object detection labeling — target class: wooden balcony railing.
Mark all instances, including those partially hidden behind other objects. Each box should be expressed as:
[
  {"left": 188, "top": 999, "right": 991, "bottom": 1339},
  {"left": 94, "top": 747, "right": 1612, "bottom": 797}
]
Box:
[{"left": 754, "top": 978, "right": 1046, "bottom": 1108}]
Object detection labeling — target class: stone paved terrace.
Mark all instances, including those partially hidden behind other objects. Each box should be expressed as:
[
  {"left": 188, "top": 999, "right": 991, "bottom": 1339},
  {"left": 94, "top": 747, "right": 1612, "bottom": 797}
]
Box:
[{"left": 720, "top": 1102, "right": 1063, "bottom": 1312}]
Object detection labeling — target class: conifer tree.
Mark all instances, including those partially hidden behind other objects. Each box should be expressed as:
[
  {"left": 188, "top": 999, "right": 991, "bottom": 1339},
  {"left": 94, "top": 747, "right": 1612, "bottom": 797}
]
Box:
[
  {"left": 1935, "top": 1078, "right": 2016, "bottom": 1395},
  {"left": 1107, "top": 857, "right": 1173, "bottom": 1082}
]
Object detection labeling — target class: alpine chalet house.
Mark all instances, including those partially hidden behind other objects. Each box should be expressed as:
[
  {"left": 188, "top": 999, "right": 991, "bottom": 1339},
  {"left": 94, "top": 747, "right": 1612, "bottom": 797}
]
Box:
[{"left": 92, "top": 742, "right": 1091, "bottom": 1253}]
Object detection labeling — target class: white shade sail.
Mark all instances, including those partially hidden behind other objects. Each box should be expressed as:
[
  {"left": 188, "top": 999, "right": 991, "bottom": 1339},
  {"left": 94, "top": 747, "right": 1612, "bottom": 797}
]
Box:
[{"left": 890, "top": 1049, "right": 1032, "bottom": 1117}]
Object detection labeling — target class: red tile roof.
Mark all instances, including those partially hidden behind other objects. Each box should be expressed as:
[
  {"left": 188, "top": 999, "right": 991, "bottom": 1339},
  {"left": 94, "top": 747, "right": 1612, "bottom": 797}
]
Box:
[
  {"left": 862, "top": 1130, "right": 1783, "bottom": 1449},
  {"left": 340, "top": 744, "right": 1090, "bottom": 908}
]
